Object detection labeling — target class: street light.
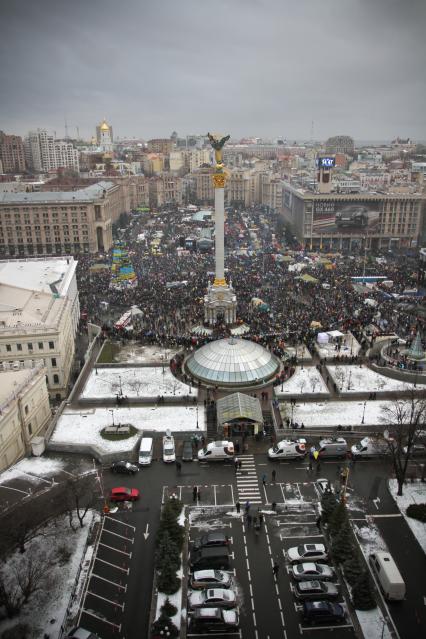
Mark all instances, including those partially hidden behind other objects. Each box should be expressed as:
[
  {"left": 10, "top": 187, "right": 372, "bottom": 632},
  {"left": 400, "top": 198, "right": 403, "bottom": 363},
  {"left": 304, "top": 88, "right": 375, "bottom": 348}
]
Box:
[
  {"left": 118, "top": 375, "right": 123, "bottom": 396},
  {"left": 361, "top": 400, "right": 366, "bottom": 424},
  {"left": 347, "top": 369, "right": 352, "bottom": 390},
  {"left": 196, "top": 402, "right": 199, "bottom": 429},
  {"left": 109, "top": 409, "right": 115, "bottom": 427}
]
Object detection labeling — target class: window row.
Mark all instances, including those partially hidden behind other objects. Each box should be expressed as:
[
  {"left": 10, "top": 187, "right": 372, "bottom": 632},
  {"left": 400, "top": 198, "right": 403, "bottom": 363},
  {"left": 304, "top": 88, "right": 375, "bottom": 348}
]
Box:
[{"left": 5, "top": 341, "right": 55, "bottom": 352}]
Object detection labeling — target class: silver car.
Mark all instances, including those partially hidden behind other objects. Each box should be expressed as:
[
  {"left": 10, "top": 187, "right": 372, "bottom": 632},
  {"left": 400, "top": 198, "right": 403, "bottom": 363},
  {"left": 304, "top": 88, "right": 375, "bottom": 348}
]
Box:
[
  {"left": 292, "top": 562, "right": 335, "bottom": 581},
  {"left": 294, "top": 580, "right": 339, "bottom": 600},
  {"left": 188, "top": 588, "right": 236, "bottom": 610}
]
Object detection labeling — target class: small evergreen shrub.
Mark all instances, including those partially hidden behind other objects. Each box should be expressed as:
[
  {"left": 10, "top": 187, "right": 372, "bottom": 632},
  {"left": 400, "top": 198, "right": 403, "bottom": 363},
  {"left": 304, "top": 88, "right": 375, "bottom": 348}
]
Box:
[
  {"left": 406, "top": 503, "right": 426, "bottom": 523},
  {"left": 161, "top": 598, "right": 178, "bottom": 618},
  {"left": 352, "top": 571, "right": 376, "bottom": 610}
]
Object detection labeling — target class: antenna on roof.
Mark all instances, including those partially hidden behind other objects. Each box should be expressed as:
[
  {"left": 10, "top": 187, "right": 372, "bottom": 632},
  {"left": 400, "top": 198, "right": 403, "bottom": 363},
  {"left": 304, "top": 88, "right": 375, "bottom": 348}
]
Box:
[{"left": 65, "top": 116, "right": 69, "bottom": 140}]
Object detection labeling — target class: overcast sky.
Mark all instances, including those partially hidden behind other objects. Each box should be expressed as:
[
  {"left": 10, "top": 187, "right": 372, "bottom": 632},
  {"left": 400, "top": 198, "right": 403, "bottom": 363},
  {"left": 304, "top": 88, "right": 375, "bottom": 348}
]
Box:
[{"left": 1, "top": 0, "right": 425, "bottom": 141}]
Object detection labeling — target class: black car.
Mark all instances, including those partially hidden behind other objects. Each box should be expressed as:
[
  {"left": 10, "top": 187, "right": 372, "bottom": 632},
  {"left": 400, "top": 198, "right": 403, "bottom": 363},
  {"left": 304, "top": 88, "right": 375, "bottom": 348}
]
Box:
[
  {"left": 182, "top": 439, "right": 194, "bottom": 461},
  {"left": 110, "top": 460, "right": 138, "bottom": 475},
  {"left": 302, "top": 601, "right": 345, "bottom": 624},
  {"left": 193, "top": 532, "right": 229, "bottom": 551}
]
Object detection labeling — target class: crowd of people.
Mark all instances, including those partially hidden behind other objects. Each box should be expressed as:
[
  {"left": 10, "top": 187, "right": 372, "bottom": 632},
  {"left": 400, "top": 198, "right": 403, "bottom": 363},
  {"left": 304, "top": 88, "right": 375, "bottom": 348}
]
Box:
[{"left": 76, "top": 205, "right": 425, "bottom": 359}]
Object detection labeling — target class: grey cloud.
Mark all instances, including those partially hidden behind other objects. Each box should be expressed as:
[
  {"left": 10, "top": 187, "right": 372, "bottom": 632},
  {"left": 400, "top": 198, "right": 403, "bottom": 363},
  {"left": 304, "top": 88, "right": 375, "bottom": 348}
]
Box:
[{"left": 0, "top": 0, "right": 425, "bottom": 140}]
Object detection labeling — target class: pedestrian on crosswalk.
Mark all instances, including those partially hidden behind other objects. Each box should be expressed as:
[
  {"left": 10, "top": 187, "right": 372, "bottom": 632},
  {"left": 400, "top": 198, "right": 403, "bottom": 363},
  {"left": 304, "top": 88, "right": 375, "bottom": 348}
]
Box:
[
  {"left": 258, "top": 511, "right": 264, "bottom": 527},
  {"left": 245, "top": 500, "right": 251, "bottom": 514},
  {"left": 235, "top": 501, "right": 241, "bottom": 514},
  {"left": 234, "top": 457, "right": 239, "bottom": 473},
  {"left": 238, "top": 459, "right": 242, "bottom": 470}
]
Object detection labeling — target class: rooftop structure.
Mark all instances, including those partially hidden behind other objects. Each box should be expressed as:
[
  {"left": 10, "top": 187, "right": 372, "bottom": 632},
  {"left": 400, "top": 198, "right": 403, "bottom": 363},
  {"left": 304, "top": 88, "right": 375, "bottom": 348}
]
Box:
[{"left": 0, "top": 180, "right": 115, "bottom": 204}]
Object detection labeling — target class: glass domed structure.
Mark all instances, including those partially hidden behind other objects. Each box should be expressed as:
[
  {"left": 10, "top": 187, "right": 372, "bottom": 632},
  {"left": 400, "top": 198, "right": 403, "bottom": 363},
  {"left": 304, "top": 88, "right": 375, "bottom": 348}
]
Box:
[{"left": 186, "top": 338, "right": 280, "bottom": 387}]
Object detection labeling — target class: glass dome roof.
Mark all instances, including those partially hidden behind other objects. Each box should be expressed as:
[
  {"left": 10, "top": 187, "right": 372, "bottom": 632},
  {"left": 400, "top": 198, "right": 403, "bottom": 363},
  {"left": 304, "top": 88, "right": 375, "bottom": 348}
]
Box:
[{"left": 186, "top": 338, "right": 280, "bottom": 386}]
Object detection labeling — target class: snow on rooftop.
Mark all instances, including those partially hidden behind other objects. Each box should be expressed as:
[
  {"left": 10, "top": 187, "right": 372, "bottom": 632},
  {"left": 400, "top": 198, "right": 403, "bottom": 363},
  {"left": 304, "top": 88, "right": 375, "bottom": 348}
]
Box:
[
  {"left": 81, "top": 366, "right": 191, "bottom": 399},
  {"left": 114, "top": 343, "right": 180, "bottom": 363},
  {"left": 327, "top": 365, "right": 420, "bottom": 393},
  {"left": 0, "top": 257, "right": 75, "bottom": 296},
  {"left": 0, "top": 456, "right": 65, "bottom": 485},
  {"left": 51, "top": 405, "right": 204, "bottom": 453}
]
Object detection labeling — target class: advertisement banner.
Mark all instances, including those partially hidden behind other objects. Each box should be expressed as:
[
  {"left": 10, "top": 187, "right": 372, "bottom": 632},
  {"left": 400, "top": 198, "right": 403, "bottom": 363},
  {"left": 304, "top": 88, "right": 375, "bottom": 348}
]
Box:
[{"left": 312, "top": 200, "right": 380, "bottom": 236}]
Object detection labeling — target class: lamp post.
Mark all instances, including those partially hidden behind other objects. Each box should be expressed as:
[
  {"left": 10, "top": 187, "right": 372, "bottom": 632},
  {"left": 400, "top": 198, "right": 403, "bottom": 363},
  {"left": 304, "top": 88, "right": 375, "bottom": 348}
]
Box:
[
  {"left": 361, "top": 400, "right": 366, "bottom": 424},
  {"left": 196, "top": 402, "right": 199, "bottom": 429},
  {"left": 109, "top": 409, "right": 115, "bottom": 427},
  {"left": 118, "top": 375, "right": 123, "bottom": 396},
  {"left": 347, "top": 369, "right": 352, "bottom": 390}
]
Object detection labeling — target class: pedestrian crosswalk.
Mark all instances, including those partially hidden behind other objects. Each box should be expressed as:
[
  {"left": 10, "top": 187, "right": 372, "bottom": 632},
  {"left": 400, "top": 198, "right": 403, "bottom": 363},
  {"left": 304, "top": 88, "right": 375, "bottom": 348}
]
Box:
[{"left": 236, "top": 454, "right": 262, "bottom": 504}]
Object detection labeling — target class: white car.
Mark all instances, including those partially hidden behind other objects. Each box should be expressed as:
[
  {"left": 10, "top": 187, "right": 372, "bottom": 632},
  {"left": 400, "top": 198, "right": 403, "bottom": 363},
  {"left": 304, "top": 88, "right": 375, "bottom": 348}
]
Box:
[
  {"left": 190, "top": 570, "right": 232, "bottom": 590},
  {"left": 188, "top": 588, "right": 236, "bottom": 609},
  {"left": 292, "top": 562, "right": 335, "bottom": 581},
  {"left": 163, "top": 434, "right": 176, "bottom": 463},
  {"left": 287, "top": 544, "right": 328, "bottom": 563},
  {"left": 315, "top": 478, "right": 334, "bottom": 496},
  {"left": 268, "top": 438, "right": 307, "bottom": 460}
]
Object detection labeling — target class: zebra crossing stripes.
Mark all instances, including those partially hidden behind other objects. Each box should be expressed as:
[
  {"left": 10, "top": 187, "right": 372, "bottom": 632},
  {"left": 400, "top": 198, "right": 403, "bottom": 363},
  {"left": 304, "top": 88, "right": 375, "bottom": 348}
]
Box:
[{"left": 236, "top": 454, "right": 262, "bottom": 504}]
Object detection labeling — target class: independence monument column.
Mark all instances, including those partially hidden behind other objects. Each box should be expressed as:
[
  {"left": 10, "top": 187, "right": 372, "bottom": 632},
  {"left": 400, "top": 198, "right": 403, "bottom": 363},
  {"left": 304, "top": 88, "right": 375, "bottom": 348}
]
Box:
[{"left": 204, "top": 133, "right": 237, "bottom": 326}]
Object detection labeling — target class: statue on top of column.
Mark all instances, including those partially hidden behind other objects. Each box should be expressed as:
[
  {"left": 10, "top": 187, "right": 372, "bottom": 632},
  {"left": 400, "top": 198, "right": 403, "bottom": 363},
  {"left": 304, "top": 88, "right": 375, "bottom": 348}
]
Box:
[{"left": 207, "top": 132, "right": 230, "bottom": 171}]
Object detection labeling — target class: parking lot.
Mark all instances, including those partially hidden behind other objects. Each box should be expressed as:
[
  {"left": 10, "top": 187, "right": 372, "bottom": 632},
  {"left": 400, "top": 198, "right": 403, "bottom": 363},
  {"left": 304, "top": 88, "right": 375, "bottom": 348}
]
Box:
[{"left": 78, "top": 515, "right": 136, "bottom": 637}]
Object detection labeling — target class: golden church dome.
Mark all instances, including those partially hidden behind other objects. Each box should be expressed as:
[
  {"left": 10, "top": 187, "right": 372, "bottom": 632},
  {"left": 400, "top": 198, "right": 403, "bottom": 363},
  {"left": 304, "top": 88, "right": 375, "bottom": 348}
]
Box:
[{"left": 100, "top": 120, "right": 110, "bottom": 131}]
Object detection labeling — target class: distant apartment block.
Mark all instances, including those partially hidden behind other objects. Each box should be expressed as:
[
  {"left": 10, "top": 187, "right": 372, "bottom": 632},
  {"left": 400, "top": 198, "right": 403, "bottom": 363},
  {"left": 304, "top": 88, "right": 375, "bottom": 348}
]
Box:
[
  {"left": 24, "top": 129, "right": 79, "bottom": 173},
  {"left": 0, "top": 131, "right": 26, "bottom": 173}
]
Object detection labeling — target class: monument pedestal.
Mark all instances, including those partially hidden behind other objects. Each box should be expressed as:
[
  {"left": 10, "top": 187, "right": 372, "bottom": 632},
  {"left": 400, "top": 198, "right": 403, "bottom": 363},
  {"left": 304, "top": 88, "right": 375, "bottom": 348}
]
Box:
[{"left": 204, "top": 282, "right": 237, "bottom": 326}]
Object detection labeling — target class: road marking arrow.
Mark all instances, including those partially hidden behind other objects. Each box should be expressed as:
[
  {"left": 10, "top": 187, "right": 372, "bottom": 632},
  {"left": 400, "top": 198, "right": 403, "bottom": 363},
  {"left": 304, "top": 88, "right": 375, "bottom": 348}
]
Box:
[
  {"left": 143, "top": 523, "right": 150, "bottom": 540},
  {"left": 372, "top": 497, "right": 381, "bottom": 510}
]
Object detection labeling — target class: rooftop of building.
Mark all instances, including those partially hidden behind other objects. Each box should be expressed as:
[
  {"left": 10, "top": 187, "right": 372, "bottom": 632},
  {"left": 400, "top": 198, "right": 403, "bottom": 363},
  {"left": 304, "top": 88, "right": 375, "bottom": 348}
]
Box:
[
  {"left": 0, "top": 180, "right": 115, "bottom": 204},
  {"left": 0, "top": 283, "right": 65, "bottom": 330},
  {"left": 0, "top": 365, "right": 44, "bottom": 412},
  {"left": 283, "top": 180, "right": 424, "bottom": 199},
  {"left": 0, "top": 257, "right": 77, "bottom": 297}
]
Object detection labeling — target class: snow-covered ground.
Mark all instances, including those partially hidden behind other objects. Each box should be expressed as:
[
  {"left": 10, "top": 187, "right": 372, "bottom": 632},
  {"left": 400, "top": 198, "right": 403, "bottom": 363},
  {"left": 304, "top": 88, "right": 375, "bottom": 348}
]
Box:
[
  {"left": 0, "top": 511, "right": 96, "bottom": 639},
  {"left": 277, "top": 366, "right": 329, "bottom": 396},
  {"left": 388, "top": 479, "right": 426, "bottom": 554},
  {"left": 316, "top": 334, "right": 361, "bottom": 360},
  {"left": 283, "top": 344, "right": 313, "bottom": 361},
  {"left": 82, "top": 366, "right": 191, "bottom": 398},
  {"left": 0, "top": 456, "right": 65, "bottom": 485},
  {"left": 279, "top": 399, "right": 395, "bottom": 427},
  {"left": 51, "top": 405, "right": 204, "bottom": 453},
  {"left": 327, "top": 365, "right": 419, "bottom": 393},
  {"left": 115, "top": 344, "right": 179, "bottom": 363}
]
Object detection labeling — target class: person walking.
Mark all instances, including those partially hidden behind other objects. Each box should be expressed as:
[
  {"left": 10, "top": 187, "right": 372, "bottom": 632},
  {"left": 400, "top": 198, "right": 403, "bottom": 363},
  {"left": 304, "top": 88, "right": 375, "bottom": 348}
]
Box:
[
  {"left": 235, "top": 501, "right": 241, "bottom": 514},
  {"left": 271, "top": 469, "right": 276, "bottom": 483},
  {"left": 238, "top": 458, "right": 242, "bottom": 470},
  {"left": 258, "top": 512, "right": 264, "bottom": 527},
  {"left": 197, "top": 487, "right": 201, "bottom": 502},
  {"left": 245, "top": 500, "right": 251, "bottom": 515},
  {"left": 246, "top": 513, "right": 252, "bottom": 528},
  {"left": 234, "top": 457, "right": 239, "bottom": 473},
  {"left": 272, "top": 562, "right": 280, "bottom": 578},
  {"left": 262, "top": 473, "right": 267, "bottom": 486},
  {"left": 176, "top": 460, "right": 182, "bottom": 473},
  {"left": 192, "top": 486, "right": 198, "bottom": 502},
  {"left": 271, "top": 501, "right": 277, "bottom": 512}
]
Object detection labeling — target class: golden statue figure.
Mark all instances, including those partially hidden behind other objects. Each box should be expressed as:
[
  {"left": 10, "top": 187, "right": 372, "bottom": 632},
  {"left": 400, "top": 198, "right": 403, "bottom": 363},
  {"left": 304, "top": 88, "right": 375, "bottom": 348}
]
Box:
[{"left": 207, "top": 132, "right": 230, "bottom": 171}]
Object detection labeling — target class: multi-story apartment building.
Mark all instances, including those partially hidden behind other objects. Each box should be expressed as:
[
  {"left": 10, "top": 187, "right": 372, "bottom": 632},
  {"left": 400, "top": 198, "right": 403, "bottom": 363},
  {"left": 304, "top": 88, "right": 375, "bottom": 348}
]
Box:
[
  {"left": 282, "top": 182, "right": 425, "bottom": 251},
  {"left": 193, "top": 167, "right": 215, "bottom": 203},
  {"left": 0, "top": 131, "right": 26, "bottom": 173},
  {"left": 147, "top": 139, "right": 174, "bottom": 154},
  {"left": 259, "top": 173, "right": 283, "bottom": 211},
  {"left": 0, "top": 181, "right": 129, "bottom": 256},
  {"left": 325, "top": 135, "right": 355, "bottom": 155},
  {"left": 226, "top": 169, "right": 257, "bottom": 207},
  {"left": 0, "top": 365, "right": 51, "bottom": 471},
  {"left": 24, "top": 129, "right": 79, "bottom": 173},
  {"left": 0, "top": 280, "right": 75, "bottom": 399}
]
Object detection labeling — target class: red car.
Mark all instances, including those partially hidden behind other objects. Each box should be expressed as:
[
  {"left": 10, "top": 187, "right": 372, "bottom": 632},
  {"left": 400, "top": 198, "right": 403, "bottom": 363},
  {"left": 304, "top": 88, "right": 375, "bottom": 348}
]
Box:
[{"left": 110, "top": 487, "right": 140, "bottom": 502}]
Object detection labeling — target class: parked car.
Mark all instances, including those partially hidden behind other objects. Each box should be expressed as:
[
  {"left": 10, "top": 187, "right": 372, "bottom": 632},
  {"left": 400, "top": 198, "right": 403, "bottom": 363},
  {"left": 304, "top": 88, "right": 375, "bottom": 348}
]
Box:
[
  {"left": 190, "top": 570, "right": 232, "bottom": 590},
  {"left": 109, "top": 487, "right": 140, "bottom": 502},
  {"left": 188, "top": 588, "right": 237, "bottom": 610},
  {"left": 294, "top": 580, "right": 339, "bottom": 600},
  {"left": 193, "top": 532, "right": 229, "bottom": 551},
  {"left": 302, "top": 600, "right": 345, "bottom": 624},
  {"left": 268, "top": 438, "right": 307, "bottom": 460},
  {"left": 292, "top": 563, "right": 335, "bottom": 581},
  {"left": 287, "top": 544, "right": 328, "bottom": 563},
  {"left": 110, "top": 460, "right": 138, "bottom": 475},
  {"left": 190, "top": 547, "right": 230, "bottom": 571},
  {"left": 315, "top": 478, "right": 335, "bottom": 496},
  {"left": 182, "top": 439, "right": 194, "bottom": 461},
  {"left": 66, "top": 629, "right": 99, "bottom": 639},
  {"left": 188, "top": 607, "right": 239, "bottom": 633},
  {"left": 163, "top": 432, "right": 176, "bottom": 463}
]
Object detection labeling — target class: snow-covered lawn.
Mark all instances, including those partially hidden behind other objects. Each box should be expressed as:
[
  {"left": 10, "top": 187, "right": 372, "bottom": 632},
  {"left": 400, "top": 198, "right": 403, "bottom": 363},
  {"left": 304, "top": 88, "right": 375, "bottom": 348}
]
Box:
[
  {"left": 82, "top": 366, "right": 191, "bottom": 399},
  {"left": 279, "top": 399, "right": 393, "bottom": 427},
  {"left": 51, "top": 405, "right": 204, "bottom": 453},
  {"left": 316, "top": 334, "right": 361, "bottom": 360},
  {"left": 0, "top": 456, "right": 65, "bottom": 485},
  {"left": 327, "top": 365, "right": 419, "bottom": 393},
  {"left": 283, "top": 344, "right": 313, "bottom": 361},
  {"left": 115, "top": 344, "right": 179, "bottom": 363},
  {"left": 388, "top": 479, "right": 426, "bottom": 554},
  {"left": 0, "top": 511, "right": 96, "bottom": 639},
  {"left": 277, "top": 366, "right": 329, "bottom": 396}
]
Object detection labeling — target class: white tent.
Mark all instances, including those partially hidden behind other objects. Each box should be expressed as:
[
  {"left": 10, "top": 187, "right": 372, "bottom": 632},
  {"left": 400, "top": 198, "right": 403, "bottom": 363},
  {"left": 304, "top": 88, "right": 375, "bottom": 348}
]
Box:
[
  {"left": 317, "top": 332, "right": 329, "bottom": 344},
  {"left": 327, "top": 330, "right": 344, "bottom": 338}
]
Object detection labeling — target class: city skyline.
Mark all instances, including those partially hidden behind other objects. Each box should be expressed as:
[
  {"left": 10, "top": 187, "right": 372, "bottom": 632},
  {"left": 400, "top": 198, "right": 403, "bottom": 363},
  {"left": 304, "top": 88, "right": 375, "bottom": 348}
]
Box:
[{"left": 1, "top": 0, "right": 425, "bottom": 140}]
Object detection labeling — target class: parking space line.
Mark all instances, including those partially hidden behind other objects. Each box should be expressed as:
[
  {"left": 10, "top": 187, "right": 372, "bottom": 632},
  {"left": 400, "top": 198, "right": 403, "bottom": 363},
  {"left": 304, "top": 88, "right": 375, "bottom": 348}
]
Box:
[
  {"left": 299, "top": 623, "right": 354, "bottom": 632},
  {"left": 98, "top": 542, "right": 132, "bottom": 557},
  {"left": 230, "top": 482, "right": 235, "bottom": 505},
  {"left": 212, "top": 484, "right": 217, "bottom": 505},
  {"left": 279, "top": 483, "right": 286, "bottom": 502},
  {"left": 92, "top": 573, "right": 127, "bottom": 591},
  {"left": 280, "top": 533, "right": 323, "bottom": 540},
  {"left": 104, "top": 515, "right": 136, "bottom": 530},
  {"left": 81, "top": 608, "right": 121, "bottom": 630},
  {"left": 102, "top": 528, "right": 134, "bottom": 542},
  {"left": 95, "top": 557, "right": 129, "bottom": 574},
  {"left": 87, "top": 590, "right": 124, "bottom": 610}
]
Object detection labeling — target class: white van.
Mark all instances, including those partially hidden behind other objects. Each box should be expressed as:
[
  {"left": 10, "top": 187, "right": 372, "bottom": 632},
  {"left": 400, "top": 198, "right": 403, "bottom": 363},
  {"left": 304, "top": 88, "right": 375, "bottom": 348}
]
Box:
[
  {"left": 198, "top": 441, "right": 234, "bottom": 462},
  {"left": 369, "top": 551, "right": 405, "bottom": 601},
  {"left": 268, "top": 438, "right": 307, "bottom": 460},
  {"left": 317, "top": 437, "right": 348, "bottom": 459},
  {"left": 138, "top": 437, "right": 153, "bottom": 466},
  {"left": 163, "top": 431, "right": 176, "bottom": 463},
  {"left": 351, "top": 437, "right": 389, "bottom": 459}
]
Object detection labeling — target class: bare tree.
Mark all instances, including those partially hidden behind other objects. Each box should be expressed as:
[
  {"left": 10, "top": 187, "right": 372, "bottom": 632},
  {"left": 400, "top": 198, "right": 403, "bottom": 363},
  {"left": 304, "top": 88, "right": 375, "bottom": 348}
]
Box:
[
  {"left": 380, "top": 394, "right": 426, "bottom": 496},
  {"left": 0, "top": 555, "right": 48, "bottom": 618},
  {"left": 65, "top": 478, "right": 96, "bottom": 529}
]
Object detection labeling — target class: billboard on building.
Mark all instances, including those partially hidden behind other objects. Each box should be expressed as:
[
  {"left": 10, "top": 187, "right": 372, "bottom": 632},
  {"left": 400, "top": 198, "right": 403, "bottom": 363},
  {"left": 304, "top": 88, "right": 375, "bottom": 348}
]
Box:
[{"left": 312, "top": 200, "right": 380, "bottom": 236}]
